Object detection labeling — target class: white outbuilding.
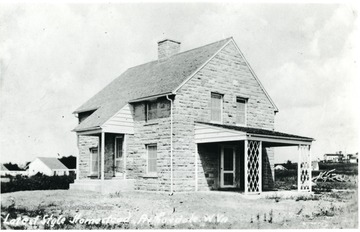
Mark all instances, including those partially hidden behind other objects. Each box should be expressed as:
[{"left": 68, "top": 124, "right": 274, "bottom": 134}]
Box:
[{"left": 28, "top": 157, "right": 69, "bottom": 176}]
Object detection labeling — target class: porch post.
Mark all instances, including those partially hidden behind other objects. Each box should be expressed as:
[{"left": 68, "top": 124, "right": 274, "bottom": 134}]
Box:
[
  {"left": 244, "top": 140, "right": 262, "bottom": 194},
  {"left": 76, "top": 135, "right": 80, "bottom": 180},
  {"left": 259, "top": 141, "right": 262, "bottom": 193},
  {"left": 195, "top": 143, "right": 198, "bottom": 191},
  {"left": 297, "top": 144, "right": 311, "bottom": 192},
  {"left": 123, "top": 134, "right": 127, "bottom": 180},
  {"left": 244, "top": 140, "right": 248, "bottom": 194},
  {"left": 101, "top": 132, "right": 105, "bottom": 181},
  {"left": 309, "top": 145, "right": 312, "bottom": 192},
  {"left": 308, "top": 145, "right": 312, "bottom": 192},
  {"left": 297, "top": 146, "right": 300, "bottom": 191}
]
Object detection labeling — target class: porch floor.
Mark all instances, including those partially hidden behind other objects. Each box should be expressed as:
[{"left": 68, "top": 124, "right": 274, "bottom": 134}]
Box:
[{"left": 69, "top": 178, "right": 135, "bottom": 194}]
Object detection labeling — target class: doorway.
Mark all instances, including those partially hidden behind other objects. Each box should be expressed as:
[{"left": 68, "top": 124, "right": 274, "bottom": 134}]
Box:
[{"left": 220, "top": 146, "right": 236, "bottom": 188}]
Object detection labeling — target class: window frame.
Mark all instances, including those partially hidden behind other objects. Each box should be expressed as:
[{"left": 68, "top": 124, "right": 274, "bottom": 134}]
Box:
[
  {"left": 114, "top": 136, "right": 124, "bottom": 174},
  {"left": 89, "top": 147, "right": 99, "bottom": 176},
  {"left": 235, "top": 96, "right": 247, "bottom": 126},
  {"left": 210, "top": 92, "right": 223, "bottom": 123},
  {"left": 145, "top": 100, "right": 159, "bottom": 122},
  {"left": 146, "top": 144, "right": 157, "bottom": 175}
]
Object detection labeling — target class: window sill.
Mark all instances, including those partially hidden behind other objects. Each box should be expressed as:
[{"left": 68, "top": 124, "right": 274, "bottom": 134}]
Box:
[
  {"left": 210, "top": 121, "right": 223, "bottom": 125},
  {"left": 144, "top": 122, "right": 159, "bottom": 126},
  {"left": 236, "top": 124, "right": 247, "bottom": 127},
  {"left": 87, "top": 174, "right": 98, "bottom": 178},
  {"left": 142, "top": 173, "right": 158, "bottom": 178}
]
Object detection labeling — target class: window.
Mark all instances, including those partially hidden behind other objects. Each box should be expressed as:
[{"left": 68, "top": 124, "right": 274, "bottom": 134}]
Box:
[
  {"left": 236, "top": 97, "right": 247, "bottom": 125},
  {"left": 145, "top": 99, "right": 171, "bottom": 121},
  {"left": 115, "top": 137, "right": 123, "bottom": 159},
  {"left": 146, "top": 101, "right": 158, "bottom": 121},
  {"left": 147, "top": 144, "right": 157, "bottom": 174},
  {"left": 211, "top": 92, "right": 223, "bottom": 123},
  {"left": 115, "top": 137, "right": 123, "bottom": 173},
  {"left": 90, "top": 147, "right": 99, "bottom": 175}
]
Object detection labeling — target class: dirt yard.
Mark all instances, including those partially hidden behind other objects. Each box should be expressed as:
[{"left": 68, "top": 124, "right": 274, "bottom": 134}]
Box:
[{"left": 1, "top": 189, "right": 358, "bottom": 229}]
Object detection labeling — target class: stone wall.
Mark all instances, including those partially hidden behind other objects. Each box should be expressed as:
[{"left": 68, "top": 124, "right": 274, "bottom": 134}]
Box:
[
  {"left": 262, "top": 147, "right": 275, "bottom": 190},
  {"left": 172, "top": 41, "right": 276, "bottom": 192},
  {"left": 78, "top": 135, "right": 98, "bottom": 179},
  {"left": 127, "top": 100, "right": 172, "bottom": 191},
  {"left": 78, "top": 134, "right": 115, "bottom": 179}
]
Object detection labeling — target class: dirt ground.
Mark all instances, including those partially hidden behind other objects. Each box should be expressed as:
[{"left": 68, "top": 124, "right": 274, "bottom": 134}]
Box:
[{"left": 1, "top": 189, "right": 358, "bottom": 229}]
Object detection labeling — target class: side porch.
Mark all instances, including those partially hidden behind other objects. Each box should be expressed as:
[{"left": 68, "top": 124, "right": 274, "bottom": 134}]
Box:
[
  {"left": 194, "top": 122, "right": 314, "bottom": 194},
  {"left": 70, "top": 128, "right": 135, "bottom": 193}
]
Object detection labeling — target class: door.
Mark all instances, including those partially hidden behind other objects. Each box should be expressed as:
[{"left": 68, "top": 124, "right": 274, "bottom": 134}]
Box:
[
  {"left": 220, "top": 146, "right": 236, "bottom": 188},
  {"left": 114, "top": 136, "right": 124, "bottom": 176}
]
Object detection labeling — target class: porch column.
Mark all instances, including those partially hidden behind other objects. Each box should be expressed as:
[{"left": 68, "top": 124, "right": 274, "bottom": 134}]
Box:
[
  {"left": 194, "top": 143, "right": 198, "bottom": 191},
  {"left": 100, "top": 132, "right": 105, "bottom": 181},
  {"left": 123, "top": 134, "right": 127, "bottom": 180},
  {"left": 76, "top": 135, "right": 80, "bottom": 180},
  {"left": 244, "top": 140, "right": 262, "bottom": 194},
  {"left": 297, "top": 145, "right": 312, "bottom": 192}
]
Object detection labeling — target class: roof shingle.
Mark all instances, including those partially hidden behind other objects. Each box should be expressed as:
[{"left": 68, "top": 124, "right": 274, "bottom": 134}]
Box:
[
  {"left": 74, "top": 38, "right": 232, "bottom": 132},
  {"left": 37, "top": 157, "right": 68, "bottom": 170}
]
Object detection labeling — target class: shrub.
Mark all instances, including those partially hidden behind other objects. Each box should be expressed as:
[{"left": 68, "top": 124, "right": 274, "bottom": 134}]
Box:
[{"left": 1, "top": 173, "right": 75, "bottom": 193}]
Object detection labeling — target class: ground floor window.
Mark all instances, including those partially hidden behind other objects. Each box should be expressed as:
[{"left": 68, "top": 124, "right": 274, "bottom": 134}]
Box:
[
  {"left": 147, "top": 144, "right": 157, "bottom": 174},
  {"left": 90, "top": 147, "right": 99, "bottom": 175}
]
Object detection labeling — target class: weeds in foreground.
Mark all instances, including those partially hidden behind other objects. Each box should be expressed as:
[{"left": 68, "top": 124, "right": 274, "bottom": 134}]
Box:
[
  {"left": 295, "top": 195, "right": 320, "bottom": 201},
  {"left": 312, "top": 202, "right": 344, "bottom": 218},
  {"left": 250, "top": 209, "right": 273, "bottom": 225}
]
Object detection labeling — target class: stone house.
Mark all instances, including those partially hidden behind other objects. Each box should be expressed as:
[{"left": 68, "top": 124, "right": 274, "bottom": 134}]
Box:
[{"left": 70, "top": 37, "right": 314, "bottom": 194}]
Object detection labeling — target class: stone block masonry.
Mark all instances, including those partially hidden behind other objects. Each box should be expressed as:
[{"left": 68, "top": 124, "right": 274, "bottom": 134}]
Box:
[
  {"left": 77, "top": 41, "right": 276, "bottom": 192},
  {"left": 171, "top": 41, "right": 276, "bottom": 192}
]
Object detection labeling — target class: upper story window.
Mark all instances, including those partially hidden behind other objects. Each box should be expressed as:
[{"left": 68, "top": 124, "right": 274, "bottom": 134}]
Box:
[
  {"left": 210, "top": 92, "right": 223, "bottom": 123},
  {"left": 146, "top": 101, "right": 158, "bottom": 121},
  {"left": 145, "top": 99, "right": 171, "bottom": 121},
  {"left": 236, "top": 97, "right": 247, "bottom": 126}
]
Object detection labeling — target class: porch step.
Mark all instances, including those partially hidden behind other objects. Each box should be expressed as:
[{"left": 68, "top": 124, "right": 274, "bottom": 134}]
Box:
[{"left": 69, "top": 179, "right": 135, "bottom": 194}]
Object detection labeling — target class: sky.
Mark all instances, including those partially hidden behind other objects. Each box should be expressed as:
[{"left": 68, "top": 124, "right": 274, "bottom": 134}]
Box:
[{"left": 0, "top": 2, "right": 359, "bottom": 165}]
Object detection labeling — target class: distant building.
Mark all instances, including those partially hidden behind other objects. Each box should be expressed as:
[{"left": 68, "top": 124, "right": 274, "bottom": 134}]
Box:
[
  {"left": 346, "top": 153, "right": 358, "bottom": 163},
  {"left": 274, "top": 164, "right": 288, "bottom": 171},
  {"left": 28, "top": 157, "right": 70, "bottom": 176},
  {"left": 0, "top": 163, "right": 8, "bottom": 172},
  {"left": 0, "top": 163, "right": 8, "bottom": 176},
  {"left": 0, "top": 163, "right": 27, "bottom": 176},
  {"left": 323, "top": 153, "right": 344, "bottom": 162},
  {"left": 311, "top": 161, "right": 319, "bottom": 171}
]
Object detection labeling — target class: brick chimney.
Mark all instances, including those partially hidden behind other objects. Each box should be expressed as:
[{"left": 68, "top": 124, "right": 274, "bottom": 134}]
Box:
[{"left": 158, "top": 39, "right": 181, "bottom": 61}]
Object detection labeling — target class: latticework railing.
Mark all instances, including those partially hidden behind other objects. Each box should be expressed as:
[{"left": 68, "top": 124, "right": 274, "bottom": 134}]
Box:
[
  {"left": 245, "top": 140, "right": 262, "bottom": 193},
  {"left": 298, "top": 145, "right": 311, "bottom": 191}
]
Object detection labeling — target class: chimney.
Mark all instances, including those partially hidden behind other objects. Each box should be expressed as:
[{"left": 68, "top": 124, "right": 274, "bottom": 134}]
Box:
[{"left": 158, "top": 39, "right": 181, "bottom": 61}]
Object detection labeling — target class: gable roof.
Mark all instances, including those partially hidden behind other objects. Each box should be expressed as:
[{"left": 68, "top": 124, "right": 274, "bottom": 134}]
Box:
[
  {"left": 74, "top": 37, "right": 278, "bottom": 132},
  {"left": 0, "top": 163, "right": 8, "bottom": 171},
  {"left": 36, "top": 157, "right": 68, "bottom": 170}
]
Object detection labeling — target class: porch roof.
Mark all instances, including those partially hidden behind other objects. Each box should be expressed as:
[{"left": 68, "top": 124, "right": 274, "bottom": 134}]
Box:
[{"left": 194, "top": 121, "right": 314, "bottom": 145}]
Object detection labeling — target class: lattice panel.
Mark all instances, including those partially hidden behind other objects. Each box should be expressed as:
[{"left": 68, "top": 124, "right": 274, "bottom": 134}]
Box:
[
  {"left": 246, "top": 140, "right": 261, "bottom": 193},
  {"left": 298, "top": 145, "right": 311, "bottom": 191}
]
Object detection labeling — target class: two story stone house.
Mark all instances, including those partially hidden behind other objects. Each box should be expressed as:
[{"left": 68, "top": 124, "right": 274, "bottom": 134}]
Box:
[{"left": 70, "top": 37, "right": 314, "bottom": 194}]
